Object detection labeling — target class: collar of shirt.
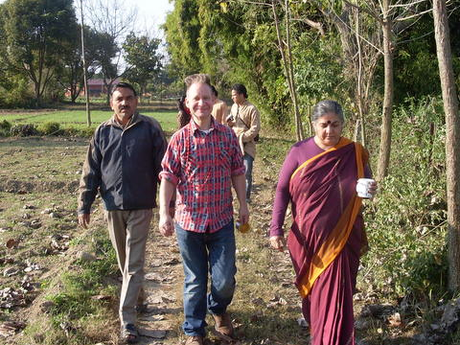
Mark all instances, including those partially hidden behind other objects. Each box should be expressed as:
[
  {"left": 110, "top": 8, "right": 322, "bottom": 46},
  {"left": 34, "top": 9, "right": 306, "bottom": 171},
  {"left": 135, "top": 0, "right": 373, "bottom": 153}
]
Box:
[{"left": 189, "top": 116, "right": 223, "bottom": 135}]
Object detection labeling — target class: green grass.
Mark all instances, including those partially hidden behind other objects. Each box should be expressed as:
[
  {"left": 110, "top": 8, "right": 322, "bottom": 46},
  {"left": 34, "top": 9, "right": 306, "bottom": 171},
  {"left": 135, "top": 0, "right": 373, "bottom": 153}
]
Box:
[{"left": 2, "top": 109, "right": 178, "bottom": 134}]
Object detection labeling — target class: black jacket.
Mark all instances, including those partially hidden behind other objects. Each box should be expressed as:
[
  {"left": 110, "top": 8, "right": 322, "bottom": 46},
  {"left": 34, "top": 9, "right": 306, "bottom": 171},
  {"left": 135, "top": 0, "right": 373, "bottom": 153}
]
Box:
[{"left": 78, "top": 112, "right": 167, "bottom": 214}]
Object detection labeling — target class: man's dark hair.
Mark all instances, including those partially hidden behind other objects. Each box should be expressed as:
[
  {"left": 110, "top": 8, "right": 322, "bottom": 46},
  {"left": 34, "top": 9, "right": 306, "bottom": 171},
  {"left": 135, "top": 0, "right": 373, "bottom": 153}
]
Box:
[
  {"left": 210, "top": 85, "right": 218, "bottom": 97},
  {"left": 111, "top": 82, "right": 137, "bottom": 97},
  {"left": 231, "top": 84, "right": 247, "bottom": 99}
]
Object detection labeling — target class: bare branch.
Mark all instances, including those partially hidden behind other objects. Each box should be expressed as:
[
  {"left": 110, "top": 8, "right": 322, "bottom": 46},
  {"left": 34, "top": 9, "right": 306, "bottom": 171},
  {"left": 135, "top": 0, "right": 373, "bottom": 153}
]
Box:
[
  {"left": 390, "top": 0, "right": 428, "bottom": 8},
  {"left": 395, "top": 7, "right": 433, "bottom": 21},
  {"left": 290, "top": 17, "right": 325, "bottom": 35},
  {"left": 343, "top": 0, "right": 383, "bottom": 23}
]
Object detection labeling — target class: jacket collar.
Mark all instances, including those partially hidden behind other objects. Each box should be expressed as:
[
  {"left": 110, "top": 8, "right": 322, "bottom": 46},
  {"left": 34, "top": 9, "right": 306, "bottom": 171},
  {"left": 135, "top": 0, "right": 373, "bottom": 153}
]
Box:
[{"left": 110, "top": 112, "right": 140, "bottom": 129}]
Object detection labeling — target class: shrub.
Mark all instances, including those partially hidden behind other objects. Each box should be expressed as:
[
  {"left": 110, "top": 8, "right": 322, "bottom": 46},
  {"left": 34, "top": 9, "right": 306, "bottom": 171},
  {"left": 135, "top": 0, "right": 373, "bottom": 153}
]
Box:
[
  {"left": 10, "top": 124, "right": 39, "bottom": 137},
  {"left": 62, "top": 126, "right": 95, "bottom": 138},
  {"left": 39, "top": 122, "right": 61, "bottom": 136},
  {"left": 360, "top": 97, "right": 448, "bottom": 300},
  {"left": 0, "top": 120, "right": 11, "bottom": 137}
]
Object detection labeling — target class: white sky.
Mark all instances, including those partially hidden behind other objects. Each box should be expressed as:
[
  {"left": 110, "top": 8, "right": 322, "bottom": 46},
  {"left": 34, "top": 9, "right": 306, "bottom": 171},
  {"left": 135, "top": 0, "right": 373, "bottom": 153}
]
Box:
[
  {"left": 0, "top": 0, "right": 174, "bottom": 34},
  {"left": 125, "top": 0, "right": 174, "bottom": 36}
]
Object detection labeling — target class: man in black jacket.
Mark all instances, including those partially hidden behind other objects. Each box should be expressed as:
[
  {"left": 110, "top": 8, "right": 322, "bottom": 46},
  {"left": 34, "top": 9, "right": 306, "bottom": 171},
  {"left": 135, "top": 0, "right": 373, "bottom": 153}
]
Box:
[{"left": 77, "top": 82, "right": 167, "bottom": 344}]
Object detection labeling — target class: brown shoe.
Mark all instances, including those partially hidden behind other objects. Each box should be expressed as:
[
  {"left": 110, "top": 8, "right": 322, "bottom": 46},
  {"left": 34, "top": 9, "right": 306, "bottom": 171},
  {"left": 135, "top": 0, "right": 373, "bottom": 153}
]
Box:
[
  {"left": 212, "top": 312, "right": 234, "bottom": 340},
  {"left": 184, "top": 335, "right": 204, "bottom": 345}
]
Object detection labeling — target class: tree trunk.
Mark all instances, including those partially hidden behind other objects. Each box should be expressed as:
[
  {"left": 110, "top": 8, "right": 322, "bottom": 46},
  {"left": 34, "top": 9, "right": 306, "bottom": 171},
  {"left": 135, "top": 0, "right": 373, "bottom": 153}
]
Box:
[
  {"left": 433, "top": 0, "right": 460, "bottom": 291},
  {"left": 377, "top": 0, "right": 394, "bottom": 181},
  {"left": 354, "top": 6, "right": 366, "bottom": 146},
  {"left": 272, "top": 0, "right": 303, "bottom": 141},
  {"left": 284, "top": 0, "right": 304, "bottom": 141}
]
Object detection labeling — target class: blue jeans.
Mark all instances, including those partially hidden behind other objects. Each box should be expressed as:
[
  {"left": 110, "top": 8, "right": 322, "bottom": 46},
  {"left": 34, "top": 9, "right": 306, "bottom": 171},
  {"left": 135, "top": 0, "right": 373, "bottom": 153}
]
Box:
[
  {"left": 175, "top": 220, "right": 237, "bottom": 336},
  {"left": 243, "top": 153, "right": 254, "bottom": 201}
]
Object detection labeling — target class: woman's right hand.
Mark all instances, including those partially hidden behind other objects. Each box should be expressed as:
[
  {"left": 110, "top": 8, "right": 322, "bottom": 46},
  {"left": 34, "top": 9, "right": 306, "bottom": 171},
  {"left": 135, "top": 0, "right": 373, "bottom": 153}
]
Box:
[{"left": 269, "top": 236, "right": 285, "bottom": 252}]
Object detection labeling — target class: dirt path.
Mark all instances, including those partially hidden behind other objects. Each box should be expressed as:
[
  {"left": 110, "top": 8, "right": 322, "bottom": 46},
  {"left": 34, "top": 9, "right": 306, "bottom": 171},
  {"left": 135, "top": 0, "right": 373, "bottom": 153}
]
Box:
[{"left": 135, "top": 229, "right": 183, "bottom": 345}]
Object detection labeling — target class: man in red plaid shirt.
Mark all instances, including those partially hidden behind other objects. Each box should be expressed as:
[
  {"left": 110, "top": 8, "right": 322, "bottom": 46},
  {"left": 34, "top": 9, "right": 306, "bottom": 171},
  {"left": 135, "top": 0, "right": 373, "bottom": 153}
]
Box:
[{"left": 158, "top": 74, "right": 249, "bottom": 345}]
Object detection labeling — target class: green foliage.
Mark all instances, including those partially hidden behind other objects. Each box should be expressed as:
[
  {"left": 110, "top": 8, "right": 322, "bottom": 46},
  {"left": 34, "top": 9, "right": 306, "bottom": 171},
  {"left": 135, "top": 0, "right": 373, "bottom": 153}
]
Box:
[
  {"left": 163, "top": 0, "right": 203, "bottom": 78},
  {"left": 43, "top": 229, "right": 118, "bottom": 338},
  {"left": 361, "top": 97, "right": 448, "bottom": 299},
  {"left": 0, "top": 0, "right": 78, "bottom": 105},
  {"left": 122, "top": 32, "right": 162, "bottom": 96},
  {"left": 38, "top": 122, "right": 61, "bottom": 136},
  {"left": 0, "top": 75, "right": 35, "bottom": 108},
  {"left": 0, "top": 120, "right": 11, "bottom": 136}
]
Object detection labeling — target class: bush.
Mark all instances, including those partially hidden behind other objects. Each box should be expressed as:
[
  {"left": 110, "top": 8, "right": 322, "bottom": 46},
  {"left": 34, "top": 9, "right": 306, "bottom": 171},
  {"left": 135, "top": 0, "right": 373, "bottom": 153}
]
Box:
[
  {"left": 39, "top": 122, "right": 61, "bottom": 136},
  {"left": 360, "top": 97, "right": 448, "bottom": 299},
  {"left": 0, "top": 120, "right": 11, "bottom": 137},
  {"left": 62, "top": 126, "right": 95, "bottom": 138},
  {"left": 10, "top": 124, "right": 39, "bottom": 137}
]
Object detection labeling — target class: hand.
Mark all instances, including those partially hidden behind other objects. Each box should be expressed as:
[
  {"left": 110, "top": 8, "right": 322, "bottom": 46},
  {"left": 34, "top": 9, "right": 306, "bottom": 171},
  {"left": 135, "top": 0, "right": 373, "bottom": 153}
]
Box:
[
  {"left": 78, "top": 213, "right": 90, "bottom": 229},
  {"left": 269, "top": 236, "right": 285, "bottom": 252},
  {"left": 159, "top": 212, "right": 174, "bottom": 237},
  {"left": 238, "top": 202, "right": 250, "bottom": 226},
  {"left": 226, "top": 115, "right": 235, "bottom": 127},
  {"left": 368, "top": 181, "right": 378, "bottom": 197}
]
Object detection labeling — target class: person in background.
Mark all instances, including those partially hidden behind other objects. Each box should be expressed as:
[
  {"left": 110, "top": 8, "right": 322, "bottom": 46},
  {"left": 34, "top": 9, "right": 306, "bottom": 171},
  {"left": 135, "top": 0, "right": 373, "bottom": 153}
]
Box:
[
  {"left": 177, "top": 95, "right": 191, "bottom": 129},
  {"left": 226, "top": 83, "right": 260, "bottom": 202},
  {"left": 158, "top": 74, "right": 249, "bottom": 345},
  {"left": 77, "top": 82, "right": 167, "bottom": 344},
  {"left": 210, "top": 85, "right": 228, "bottom": 124},
  {"left": 269, "top": 100, "right": 377, "bottom": 345}
]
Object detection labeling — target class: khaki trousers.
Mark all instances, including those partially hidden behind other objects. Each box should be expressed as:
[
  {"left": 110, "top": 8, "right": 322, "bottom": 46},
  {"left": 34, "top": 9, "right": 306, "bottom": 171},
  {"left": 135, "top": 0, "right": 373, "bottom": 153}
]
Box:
[{"left": 106, "top": 209, "right": 152, "bottom": 326}]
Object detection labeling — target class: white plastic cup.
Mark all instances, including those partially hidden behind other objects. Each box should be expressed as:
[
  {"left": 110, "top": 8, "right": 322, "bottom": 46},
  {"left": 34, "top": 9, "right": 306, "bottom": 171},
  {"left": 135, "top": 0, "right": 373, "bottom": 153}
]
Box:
[{"left": 356, "top": 178, "right": 375, "bottom": 199}]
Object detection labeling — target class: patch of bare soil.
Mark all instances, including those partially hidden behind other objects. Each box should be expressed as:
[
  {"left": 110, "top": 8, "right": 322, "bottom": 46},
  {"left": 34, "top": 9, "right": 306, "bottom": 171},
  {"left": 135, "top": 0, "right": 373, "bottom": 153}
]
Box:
[{"left": 0, "top": 179, "right": 79, "bottom": 194}]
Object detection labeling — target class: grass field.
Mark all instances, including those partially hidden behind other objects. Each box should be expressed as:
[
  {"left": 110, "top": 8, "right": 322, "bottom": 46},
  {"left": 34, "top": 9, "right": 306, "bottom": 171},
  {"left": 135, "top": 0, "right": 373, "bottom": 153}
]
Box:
[{"left": 1, "top": 104, "right": 178, "bottom": 134}]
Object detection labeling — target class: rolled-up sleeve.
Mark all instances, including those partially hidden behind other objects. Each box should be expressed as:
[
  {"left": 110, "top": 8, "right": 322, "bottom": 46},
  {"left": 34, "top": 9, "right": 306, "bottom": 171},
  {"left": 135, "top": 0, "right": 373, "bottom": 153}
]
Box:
[{"left": 159, "top": 133, "right": 181, "bottom": 186}]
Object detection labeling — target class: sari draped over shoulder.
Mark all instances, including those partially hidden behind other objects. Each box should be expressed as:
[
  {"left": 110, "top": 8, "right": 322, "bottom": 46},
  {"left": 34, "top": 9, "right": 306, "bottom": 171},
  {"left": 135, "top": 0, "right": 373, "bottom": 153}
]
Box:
[{"left": 287, "top": 137, "right": 368, "bottom": 345}]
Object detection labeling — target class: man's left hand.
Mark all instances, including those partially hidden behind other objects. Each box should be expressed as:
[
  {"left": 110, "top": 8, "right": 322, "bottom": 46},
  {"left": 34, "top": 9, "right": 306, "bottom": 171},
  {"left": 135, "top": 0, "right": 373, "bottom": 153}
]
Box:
[{"left": 238, "top": 203, "right": 249, "bottom": 225}]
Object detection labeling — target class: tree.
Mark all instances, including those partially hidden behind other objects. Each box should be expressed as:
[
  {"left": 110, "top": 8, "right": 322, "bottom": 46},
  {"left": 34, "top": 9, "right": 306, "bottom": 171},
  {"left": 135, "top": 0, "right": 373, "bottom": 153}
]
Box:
[
  {"left": 272, "top": 0, "right": 304, "bottom": 141},
  {"left": 320, "top": 1, "right": 381, "bottom": 146},
  {"left": 163, "top": 0, "right": 202, "bottom": 80},
  {"left": 85, "top": 0, "right": 137, "bottom": 104},
  {"left": 60, "top": 27, "right": 115, "bottom": 103},
  {"left": 433, "top": 0, "right": 460, "bottom": 291},
  {"left": 0, "top": 0, "right": 78, "bottom": 106},
  {"left": 123, "top": 32, "right": 162, "bottom": 102}
]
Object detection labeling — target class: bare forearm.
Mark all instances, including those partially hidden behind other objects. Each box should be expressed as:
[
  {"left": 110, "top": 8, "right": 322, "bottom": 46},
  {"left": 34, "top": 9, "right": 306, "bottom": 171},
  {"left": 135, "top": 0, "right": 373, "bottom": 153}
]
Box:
[
  {"left": 159, "top": 179, "right": 175, "bottom": 215},
  {"left": 232, "top": 174, "right": 246, "bottom": 205}
]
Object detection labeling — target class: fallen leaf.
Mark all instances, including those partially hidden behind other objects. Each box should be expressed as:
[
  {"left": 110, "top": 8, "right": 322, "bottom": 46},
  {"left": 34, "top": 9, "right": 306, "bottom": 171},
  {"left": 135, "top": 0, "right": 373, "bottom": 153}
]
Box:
[
  {"left": 6, "top": 239, "right": 19, "bottom": 249},
  {"left": 0, "top": 321, "right": 26, "bottom": 337}
]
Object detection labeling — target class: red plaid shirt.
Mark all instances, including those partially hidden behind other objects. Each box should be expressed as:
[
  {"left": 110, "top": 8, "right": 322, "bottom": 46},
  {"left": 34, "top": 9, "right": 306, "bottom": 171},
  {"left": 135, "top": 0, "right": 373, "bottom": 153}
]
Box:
[{"left": 160, "top": 119, "right": 245, "bottom": 233}]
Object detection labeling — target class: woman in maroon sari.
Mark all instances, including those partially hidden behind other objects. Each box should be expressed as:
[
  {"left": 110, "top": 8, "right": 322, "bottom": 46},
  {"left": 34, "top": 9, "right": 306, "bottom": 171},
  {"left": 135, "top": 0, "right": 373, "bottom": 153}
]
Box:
[{"left": 269, "top": 100, "right": 377, "bottom": 345}]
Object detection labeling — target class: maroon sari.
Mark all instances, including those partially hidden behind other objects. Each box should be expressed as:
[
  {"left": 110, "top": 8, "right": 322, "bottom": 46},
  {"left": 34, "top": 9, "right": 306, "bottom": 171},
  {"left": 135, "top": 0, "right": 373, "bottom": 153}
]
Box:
[{"left": 287, "top": 138, "right": 368, "bottom": 345}]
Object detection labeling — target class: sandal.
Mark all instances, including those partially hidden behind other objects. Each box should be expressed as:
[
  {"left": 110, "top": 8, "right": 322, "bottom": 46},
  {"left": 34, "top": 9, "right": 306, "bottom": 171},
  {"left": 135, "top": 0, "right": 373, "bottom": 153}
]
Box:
[{"left": 120, "top": 323, "right": 139, "bottom": 344}]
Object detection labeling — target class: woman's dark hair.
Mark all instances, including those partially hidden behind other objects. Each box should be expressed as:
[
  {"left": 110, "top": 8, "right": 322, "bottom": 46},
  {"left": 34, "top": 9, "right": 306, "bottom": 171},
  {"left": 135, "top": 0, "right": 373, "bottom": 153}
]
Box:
[
  {"left": 311, "top": 100, "right": 345, "bottom": 123},
  {"left": 210, "top": 85, "right": 218, "bottom": 97},
  {"left": 110, "top": 82, "right": 137, "bottom": 97},
  {"left": 231, "top": 84, "right": 247, "bottom": 99},
  {"left": 177, "top": 95, "right": 191, "bottom": 129}
]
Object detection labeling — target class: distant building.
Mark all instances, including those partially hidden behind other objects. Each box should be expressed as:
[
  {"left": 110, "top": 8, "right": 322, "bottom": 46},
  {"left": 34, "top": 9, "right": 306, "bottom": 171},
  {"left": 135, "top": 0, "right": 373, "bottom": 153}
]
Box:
[{"left": 84, "top": 78, "right": 121, "bottom": 96}]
